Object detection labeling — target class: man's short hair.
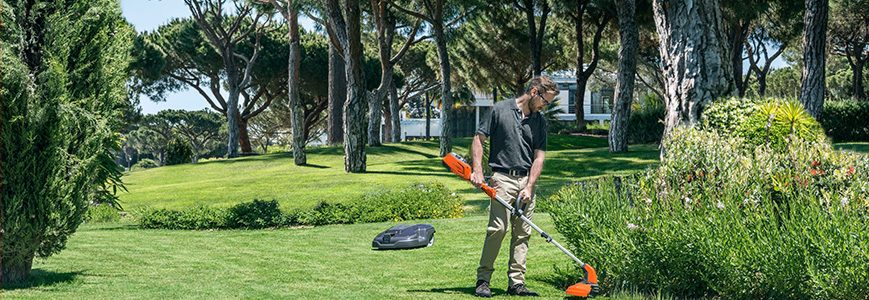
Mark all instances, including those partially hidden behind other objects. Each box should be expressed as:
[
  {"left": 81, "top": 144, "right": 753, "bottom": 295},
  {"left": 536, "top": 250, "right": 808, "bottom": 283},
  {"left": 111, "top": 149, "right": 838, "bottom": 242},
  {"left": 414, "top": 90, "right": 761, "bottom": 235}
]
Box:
[{"left": 525, "top": 75, "right": 560, "bottom": 96}]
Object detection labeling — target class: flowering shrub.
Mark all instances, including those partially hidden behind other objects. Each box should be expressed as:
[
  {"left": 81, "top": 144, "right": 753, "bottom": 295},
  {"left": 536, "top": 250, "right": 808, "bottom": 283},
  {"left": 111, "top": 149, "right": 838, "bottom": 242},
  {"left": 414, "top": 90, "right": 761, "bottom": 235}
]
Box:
[
  {"left": 544, "top": 127, "right": 869, "bottom": 299},
  {"left": 701, "top": 97, "right": 825, "bottom": 152}
]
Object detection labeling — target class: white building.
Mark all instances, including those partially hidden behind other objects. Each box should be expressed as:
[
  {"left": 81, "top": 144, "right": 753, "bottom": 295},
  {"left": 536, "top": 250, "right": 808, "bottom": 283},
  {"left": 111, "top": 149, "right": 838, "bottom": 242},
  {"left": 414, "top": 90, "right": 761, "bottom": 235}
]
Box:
[{"left": 399, "top": 75, "right": 614, "bottom": 139}]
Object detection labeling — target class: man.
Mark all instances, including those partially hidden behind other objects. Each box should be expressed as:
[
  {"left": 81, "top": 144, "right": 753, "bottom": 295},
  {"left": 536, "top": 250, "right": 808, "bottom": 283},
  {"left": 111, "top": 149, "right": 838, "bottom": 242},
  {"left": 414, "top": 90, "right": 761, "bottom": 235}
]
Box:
[{"left": 471, "top": 76, "right": 558, "bottom": 297}]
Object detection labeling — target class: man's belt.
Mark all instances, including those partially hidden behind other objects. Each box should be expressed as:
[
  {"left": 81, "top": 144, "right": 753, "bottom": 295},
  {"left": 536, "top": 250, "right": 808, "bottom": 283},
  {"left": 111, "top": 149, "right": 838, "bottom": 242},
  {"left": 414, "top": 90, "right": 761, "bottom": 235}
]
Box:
[{"left": 493, "top": 167, "right": 529, "bottom": 177}]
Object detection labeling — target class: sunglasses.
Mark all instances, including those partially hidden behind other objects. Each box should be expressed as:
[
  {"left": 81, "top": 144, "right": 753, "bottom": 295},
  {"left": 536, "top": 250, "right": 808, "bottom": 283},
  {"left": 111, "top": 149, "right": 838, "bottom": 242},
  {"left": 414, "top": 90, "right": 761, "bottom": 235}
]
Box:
[{"left": 537, "top": 91, "right": 551, "bottom": 106}]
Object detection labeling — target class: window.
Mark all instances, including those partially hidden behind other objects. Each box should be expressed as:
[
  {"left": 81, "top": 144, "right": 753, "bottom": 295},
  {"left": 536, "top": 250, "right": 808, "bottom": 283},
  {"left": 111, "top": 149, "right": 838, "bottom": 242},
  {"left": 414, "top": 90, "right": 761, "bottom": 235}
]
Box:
[{"left": 591, "top": 86, "right": 614, "bottom": 114}]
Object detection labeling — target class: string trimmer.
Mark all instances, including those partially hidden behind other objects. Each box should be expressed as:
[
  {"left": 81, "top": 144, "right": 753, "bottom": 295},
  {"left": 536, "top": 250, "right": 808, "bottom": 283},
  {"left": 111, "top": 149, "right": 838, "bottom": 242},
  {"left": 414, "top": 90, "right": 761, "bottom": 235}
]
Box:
[{"left": 443, "top": 153, "right": 600, "bottom": 298}]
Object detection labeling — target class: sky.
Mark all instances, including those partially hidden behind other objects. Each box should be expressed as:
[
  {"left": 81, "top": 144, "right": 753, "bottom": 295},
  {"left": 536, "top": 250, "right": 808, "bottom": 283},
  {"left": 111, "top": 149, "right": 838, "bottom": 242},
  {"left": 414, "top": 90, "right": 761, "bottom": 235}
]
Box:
[
  {"left": 121, "top": 1, "right": 790, "bottom": 115},
  {"left": 120, "top": 0, "right": 316, "bottom": 115}
]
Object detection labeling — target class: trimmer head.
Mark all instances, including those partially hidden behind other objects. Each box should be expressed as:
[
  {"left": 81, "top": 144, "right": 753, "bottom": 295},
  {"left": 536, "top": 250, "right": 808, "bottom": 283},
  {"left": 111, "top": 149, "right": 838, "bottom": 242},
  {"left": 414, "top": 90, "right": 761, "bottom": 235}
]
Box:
[{"left": 565, "top": 264, "right": 600, "bottom": 297}]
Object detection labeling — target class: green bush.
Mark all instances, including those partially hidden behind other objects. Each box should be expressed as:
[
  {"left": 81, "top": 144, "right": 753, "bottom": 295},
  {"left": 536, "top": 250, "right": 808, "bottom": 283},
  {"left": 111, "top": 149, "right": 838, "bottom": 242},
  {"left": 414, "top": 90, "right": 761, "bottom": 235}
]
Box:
[
  {"left": 353, "top": 182, "right": 465, "bottom": 223},
  {"left": 132, "top": 158, "right": 159, "bottom": 170},
  {"left": 85, "top": 203, "right": 122, "bottom": 223},
  {"left": 628, "top": 103, "right": 665, "bottom": 144},
  {"left": 136, "top": 206, "right": 229, "bottom": 230},
  {"left": 134, "top": 182, "right": 465, "bottom": 229},
  {"left": 300, "top": 202, "right": 354, "bottom": 226},
  {"left": 300, "top": 181, "right": 465, "bottom": 225},
  {"left": 544, "top": 127, "right": 869, "bottom": 299},
  {"left": 227, "top": 199, "right": 283, "bottom": 229},
  {"left": 702, "top": 97, "right": 825, "bottom": 152},
  {"left": 822, "top": 100, "right": 869, "bottom": 142},
  {"left": 166, "top": 136, "right": 193, "bottom": 165}
]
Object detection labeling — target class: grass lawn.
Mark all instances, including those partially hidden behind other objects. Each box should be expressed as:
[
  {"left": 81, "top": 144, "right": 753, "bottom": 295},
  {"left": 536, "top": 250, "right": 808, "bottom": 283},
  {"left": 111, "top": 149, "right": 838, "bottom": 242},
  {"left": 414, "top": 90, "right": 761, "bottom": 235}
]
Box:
[
  {"left": 10, "top": 137, "right": 865, "bottom": 299},
  {"left": 834, "top": 141, "right": 869, "bottom": 154},
  {"left": 4, "top": 215, "right": 660, "bottom": 300},
  {"left": 118, "top": 135, "right": 660, "bottom": 214}
]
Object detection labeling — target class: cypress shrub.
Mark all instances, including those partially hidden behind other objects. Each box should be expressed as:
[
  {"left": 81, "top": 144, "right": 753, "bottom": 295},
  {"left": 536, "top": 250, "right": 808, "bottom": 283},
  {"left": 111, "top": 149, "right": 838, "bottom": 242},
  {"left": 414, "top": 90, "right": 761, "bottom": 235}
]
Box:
[
  {"left": 166, "top": 136, "right": 193, "bottom": 165},
  {"left": 1, "top": 0, "right": 133, "bottom": 283}
]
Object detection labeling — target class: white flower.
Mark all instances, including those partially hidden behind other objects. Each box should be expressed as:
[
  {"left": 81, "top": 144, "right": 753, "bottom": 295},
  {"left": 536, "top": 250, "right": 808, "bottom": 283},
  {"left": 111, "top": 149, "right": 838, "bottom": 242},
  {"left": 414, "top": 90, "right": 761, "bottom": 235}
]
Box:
[
  {"left": 627, "top": 223, "right": 641, "bottom": 230},
  {"left": 683, "top": 196, "right": 693, "bottom": 205},
  {"left": 644, "top": 198, "right": 652, "bottom": 204},
  {"left": 841, "top": 197, "right": 849, "bottom": 207},
  {"left": 716, "top": 202, "right": 725, "bottom": 210}
]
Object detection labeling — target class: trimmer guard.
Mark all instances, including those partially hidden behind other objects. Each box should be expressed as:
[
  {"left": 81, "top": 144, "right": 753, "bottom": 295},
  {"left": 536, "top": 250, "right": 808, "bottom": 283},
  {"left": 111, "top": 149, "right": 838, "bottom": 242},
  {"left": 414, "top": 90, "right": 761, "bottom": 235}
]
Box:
[{"left": 565, "top": 264, "right": 600, "bottom": 297}]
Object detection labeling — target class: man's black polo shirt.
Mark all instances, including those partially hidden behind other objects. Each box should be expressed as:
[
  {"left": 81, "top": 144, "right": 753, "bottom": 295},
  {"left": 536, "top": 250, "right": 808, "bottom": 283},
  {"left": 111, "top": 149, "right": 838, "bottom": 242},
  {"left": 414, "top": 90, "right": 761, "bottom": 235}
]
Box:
[{"left": 476, "top": 99, "right": 547, "bottom": 171}]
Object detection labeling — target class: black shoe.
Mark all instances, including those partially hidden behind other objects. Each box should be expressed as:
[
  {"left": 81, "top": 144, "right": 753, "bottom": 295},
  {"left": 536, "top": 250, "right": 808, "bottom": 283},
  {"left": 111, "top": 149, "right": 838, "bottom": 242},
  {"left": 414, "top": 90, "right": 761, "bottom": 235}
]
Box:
[
  {"left": 507, "top": 283, "right": 539, "bottom": 296},
  {"left": 475, "top": 280, "right": 492, "bottom": 297}
]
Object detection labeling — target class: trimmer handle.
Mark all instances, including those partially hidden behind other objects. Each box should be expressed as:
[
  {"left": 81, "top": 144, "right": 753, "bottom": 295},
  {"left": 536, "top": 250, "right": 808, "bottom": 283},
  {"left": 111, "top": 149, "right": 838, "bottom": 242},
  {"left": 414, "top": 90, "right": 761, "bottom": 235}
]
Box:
[
  {"left": 515, "top": 195, "right": 528, "bottom": 216},
  {"left": 443, "top": 153, "right": 497, "bottom": 198}
]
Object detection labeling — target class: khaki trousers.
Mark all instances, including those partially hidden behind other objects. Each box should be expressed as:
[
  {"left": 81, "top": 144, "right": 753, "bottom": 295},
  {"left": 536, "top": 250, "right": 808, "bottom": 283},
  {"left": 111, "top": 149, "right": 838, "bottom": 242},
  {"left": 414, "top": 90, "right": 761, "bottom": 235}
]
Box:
[{"left": 476, "top": 172, "right": 535, "bottom": 287}]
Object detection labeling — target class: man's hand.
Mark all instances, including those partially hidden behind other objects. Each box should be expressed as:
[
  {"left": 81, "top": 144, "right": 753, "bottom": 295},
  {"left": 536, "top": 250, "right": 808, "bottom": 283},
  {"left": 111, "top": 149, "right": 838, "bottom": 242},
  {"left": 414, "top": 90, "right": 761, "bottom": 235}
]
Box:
[
  {"left": 518, "top": 186, "right": 533, "bottom": 203},
  {"left": 471, "top": 169, "right": 484, "bottom": 189}
]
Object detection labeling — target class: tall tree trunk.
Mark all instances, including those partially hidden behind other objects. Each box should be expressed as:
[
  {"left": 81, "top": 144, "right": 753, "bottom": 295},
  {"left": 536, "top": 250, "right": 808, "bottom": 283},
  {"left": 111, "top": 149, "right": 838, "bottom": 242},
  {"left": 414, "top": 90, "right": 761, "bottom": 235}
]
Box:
[
  {"left": 574, "top": 12, "right": 587, "bottom": 130},
  {"left": 383, "top": 97, "right": 392, "bottom": 143},
  {"left": 328, "top": 42, "right": 346, "bottom": 146},
  {"left": 609, "top": 0, "right": 638, "bottom": 153},
  {"left": 390, "top": 83, "right": 401, "bottom": 142},
  {"left": 757, "top": 73, "right": 769, "bottom": 97},
  {"left": 800, "top": 0, "right": 829, "bottom": 121},
  {"left": 426, "top": 91, "right": 431, "bottom": 139},
  {"left": 729, "top": 22, "right": 750, "bottom": 97},
  {"left": 521, "top": 0, "right": 549, "bottom": 76},
  {"left": 754, "top": 43, "right": 787, "bottom": 97},
  {"left": 224, "top": 46, "right": 242, "bottom": 157},
  {"left": 238, "top": 116, "right": 253, "bottom": 154},
  {"left": 343, "top": 0, "right": 367, "bottom": 172},
  {"left": 226, "top": 90, "right": 241, "bottom": 157},
  {"left": 653, "top": 0, "right": 735, "bottom": 142},
  {"left": 288, "top": 9, "right": 306, "bottom": 164},
  {"left": 573, "top": 11, "right": 609, "bottom": 131},
  {"left": 853, "top": 59, "right": 865, "bottom": 101},
  {"left": 434, "top": 22, "right": 453, "bottom": 157},
  {"left": 368, "top": 75, "right": 390, "bottom": 146}
]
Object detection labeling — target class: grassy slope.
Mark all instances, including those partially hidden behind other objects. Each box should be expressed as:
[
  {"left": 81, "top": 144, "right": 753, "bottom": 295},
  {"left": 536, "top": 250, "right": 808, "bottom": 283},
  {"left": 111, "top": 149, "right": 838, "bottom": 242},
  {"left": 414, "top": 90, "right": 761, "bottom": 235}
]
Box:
[{"left": 119, "top": 136, "right": 660, "bottom": 214}]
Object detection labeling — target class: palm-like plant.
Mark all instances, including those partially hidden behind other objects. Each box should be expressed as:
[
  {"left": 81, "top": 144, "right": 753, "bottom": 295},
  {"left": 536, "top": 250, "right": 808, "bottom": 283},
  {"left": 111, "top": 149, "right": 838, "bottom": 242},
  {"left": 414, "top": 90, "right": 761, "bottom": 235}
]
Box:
[
  {"left": 774, "top": 100, "right": 819, "bottom": 137},
  {"left": 543, "top": 97, "right": 567, "bottom": 124},
  {"left": 755, "top": 99, "right": 823, "bottom": 147}
]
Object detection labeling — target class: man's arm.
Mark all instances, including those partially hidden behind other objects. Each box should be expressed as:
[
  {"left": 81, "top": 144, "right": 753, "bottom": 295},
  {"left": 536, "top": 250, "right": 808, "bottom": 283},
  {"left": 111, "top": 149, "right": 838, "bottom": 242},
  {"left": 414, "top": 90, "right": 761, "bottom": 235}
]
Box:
[
  {"left": 519, "top": 149, "right": 545, "bottom": 203},
  {"left": 470, "top": 133, "right": 486, "bottom": 188}
]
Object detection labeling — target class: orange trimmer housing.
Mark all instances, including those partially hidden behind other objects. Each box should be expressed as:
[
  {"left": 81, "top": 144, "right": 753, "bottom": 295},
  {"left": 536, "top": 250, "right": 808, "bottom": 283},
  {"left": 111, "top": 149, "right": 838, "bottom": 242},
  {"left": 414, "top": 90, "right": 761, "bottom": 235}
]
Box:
[
  {"left": 565, "top": 264, "right": 599, "bottom": 297},
  {"left": 443, "top": 153, "right": 600, "bottom": 297}
]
